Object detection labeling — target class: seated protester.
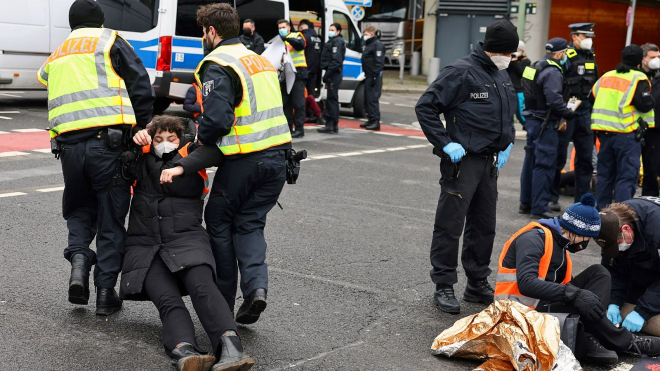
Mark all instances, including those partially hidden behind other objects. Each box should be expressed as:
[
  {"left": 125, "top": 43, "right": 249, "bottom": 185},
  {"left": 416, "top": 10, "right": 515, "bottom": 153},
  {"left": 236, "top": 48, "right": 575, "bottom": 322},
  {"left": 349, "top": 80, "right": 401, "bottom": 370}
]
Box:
[
  {"left": 119, "top": 116, "right": 254, "bottom": 371},
  {"left": 596, "top": 197, "right": 660, "bottom": 336},
  {"left": 495, "top": 194, "right": 660, "bottom": 366},
  {"left": 183, "top": 82, "right": 203, "bottom": 121}
]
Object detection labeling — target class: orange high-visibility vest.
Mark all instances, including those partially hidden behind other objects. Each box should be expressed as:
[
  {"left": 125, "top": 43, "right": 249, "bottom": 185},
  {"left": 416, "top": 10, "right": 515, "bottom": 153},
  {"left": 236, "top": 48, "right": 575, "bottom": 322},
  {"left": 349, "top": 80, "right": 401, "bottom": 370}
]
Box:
[
  {"left": 494, "top": 222, "right": 572, "bottom": 309},
  {"left": 141, "top": 143, "right": 209, "bottom": 199},
  {"left": 194, "top": 84, "right": 203, "bottom": 119}
]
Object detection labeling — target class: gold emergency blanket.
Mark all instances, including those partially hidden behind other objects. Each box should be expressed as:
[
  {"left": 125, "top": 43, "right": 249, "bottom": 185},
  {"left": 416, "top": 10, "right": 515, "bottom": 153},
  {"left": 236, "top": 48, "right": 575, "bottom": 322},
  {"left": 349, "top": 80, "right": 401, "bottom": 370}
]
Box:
[{"left": 431, "top": 299, "right": 582, "bottom": 371}]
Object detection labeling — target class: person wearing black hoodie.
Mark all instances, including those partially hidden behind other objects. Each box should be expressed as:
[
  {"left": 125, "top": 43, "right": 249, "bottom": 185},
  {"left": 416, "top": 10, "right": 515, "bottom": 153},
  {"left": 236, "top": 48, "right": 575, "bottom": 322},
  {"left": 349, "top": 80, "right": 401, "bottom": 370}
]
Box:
[{"left": 239, "top": 19, "right": 265, "bottom": 55}]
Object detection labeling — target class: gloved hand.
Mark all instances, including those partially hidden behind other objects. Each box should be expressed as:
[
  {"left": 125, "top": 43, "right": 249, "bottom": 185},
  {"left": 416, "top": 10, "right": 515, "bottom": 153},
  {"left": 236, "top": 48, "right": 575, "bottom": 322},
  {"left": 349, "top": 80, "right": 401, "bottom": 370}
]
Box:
[
  {"left": 607, "top": 304, "right": 622, "bottom": 326},
  {"left": 369, "top": 77, "right": 376, "bottom": 87},
  {"left": 564, "top": 283, "right": 605, "bottom": 322},
  {"left": 622, "top": 310, "right": 645, "bottom": 332},
  {"left": 497, "top": 143, "right": 513, "bottom": 169},
  {"left": 442, "top": 142, "right": 466, "bottom": 163},
  {"left": 322, "top": 74, "right": 330, "bottom": 84}
]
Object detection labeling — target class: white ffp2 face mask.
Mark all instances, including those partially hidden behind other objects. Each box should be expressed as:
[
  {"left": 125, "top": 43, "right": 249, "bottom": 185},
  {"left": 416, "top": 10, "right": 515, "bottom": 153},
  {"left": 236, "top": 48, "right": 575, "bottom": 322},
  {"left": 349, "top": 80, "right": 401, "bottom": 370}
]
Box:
[
  {"left": 154, "top": 141, "right": 179, "bottom": 158},
  {"left": 490, "top": 55, "right": 511, "bottom": 70},
  {"left": 618, "top": 232, "right": 633, "bottom": 251},
  {"left": 648, "top": 57, "right": 660, "bottom": 70},
  {"left": 579, "top": 37, "right": 593, "bottom": 51}
]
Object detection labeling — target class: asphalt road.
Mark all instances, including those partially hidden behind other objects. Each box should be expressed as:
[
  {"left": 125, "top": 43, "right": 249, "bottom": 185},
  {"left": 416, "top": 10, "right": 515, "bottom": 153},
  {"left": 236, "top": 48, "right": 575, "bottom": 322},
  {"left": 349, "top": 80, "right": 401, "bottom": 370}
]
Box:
[{"left": 0, "top": 91, "right": 637, "bottom": 370}]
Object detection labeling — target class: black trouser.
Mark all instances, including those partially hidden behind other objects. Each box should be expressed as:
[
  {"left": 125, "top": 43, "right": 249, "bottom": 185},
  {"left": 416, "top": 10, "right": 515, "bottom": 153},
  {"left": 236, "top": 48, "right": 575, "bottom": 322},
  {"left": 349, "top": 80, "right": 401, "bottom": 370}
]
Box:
[
  {"left": 537, "top": 265, "right": 633, "bottom": 357},
  {"left": 324, "top": 73, "right": 342, "bottom": 128},
  {"left": 364, "top": 74, "right": 382, "bottom": 122},
  {"left": 306, "top": 68, "right": 319, "bottom": 99},
  {"left": 282, "top": 75, "right": 306, "bottom": 132},
  {"left": 642, "top": 129, "right": 660, "bottom": 196},
  {"left": 143, "top": 255, "right": 236, "bottom": 356},
  {"left": 552, "top": 108, "right": 594, "bottom": 203},
  {"left": 204, "top": 150, "right": 287, "bottom": 308},
  {"left": 430, "top": 154, "right": 498, "bottom": 286},
  {"left": 60, "top": 135, "right": 130, "bottom": 289}
]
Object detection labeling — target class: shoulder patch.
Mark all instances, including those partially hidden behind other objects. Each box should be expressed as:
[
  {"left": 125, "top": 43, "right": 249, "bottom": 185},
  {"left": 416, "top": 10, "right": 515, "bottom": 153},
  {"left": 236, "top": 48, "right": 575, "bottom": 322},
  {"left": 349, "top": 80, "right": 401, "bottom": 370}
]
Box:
[
  {"left": 332, "top": 46, "right": 337, "bottom": 54},
  {"left": 376, "top": 50, "right": 382, "bottom": 57},
  {"left": 203, "top": 80, "right": 214, "bottom": 96}
]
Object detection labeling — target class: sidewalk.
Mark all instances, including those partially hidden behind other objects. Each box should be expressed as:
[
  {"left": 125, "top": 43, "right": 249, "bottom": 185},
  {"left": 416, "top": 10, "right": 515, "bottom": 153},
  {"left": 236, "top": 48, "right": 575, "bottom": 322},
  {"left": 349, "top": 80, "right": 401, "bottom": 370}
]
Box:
[{"left": 382, "top": 69, "right": 428, "bottom": 94}]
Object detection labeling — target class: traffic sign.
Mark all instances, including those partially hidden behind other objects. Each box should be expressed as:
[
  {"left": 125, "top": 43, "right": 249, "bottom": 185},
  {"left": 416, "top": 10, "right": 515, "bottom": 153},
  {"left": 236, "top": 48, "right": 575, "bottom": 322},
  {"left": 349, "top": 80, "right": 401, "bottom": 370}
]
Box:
[
  {"left": 351, "top": 6, "right": 365, "bottom": 21},
  {"left": 345, "top": 0, "right": 372, "bottom": 7}
]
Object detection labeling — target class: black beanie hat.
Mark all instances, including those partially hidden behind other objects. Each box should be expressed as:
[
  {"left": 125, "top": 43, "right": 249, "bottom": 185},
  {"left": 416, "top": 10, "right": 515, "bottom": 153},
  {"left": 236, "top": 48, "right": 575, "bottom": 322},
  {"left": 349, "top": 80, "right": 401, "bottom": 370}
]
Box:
[
  {"left": 621, "top": 44, "right": 643, "bottom": 67},
  {"left": 483, "top": 20, "right": 519, "bottom": 54},
  {"left": 69, "top": 0, "right": 105, "bottom": 29}
]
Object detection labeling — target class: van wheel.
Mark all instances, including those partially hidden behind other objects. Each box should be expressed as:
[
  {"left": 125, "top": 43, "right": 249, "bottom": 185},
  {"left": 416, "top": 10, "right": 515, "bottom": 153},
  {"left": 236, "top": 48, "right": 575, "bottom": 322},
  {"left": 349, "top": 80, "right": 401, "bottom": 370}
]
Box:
[
  {"left": 352, "top": 84, "right": 366, "bottom": 118},
  {"left": 154, "top": 98, "right": 171, "bottom": 114}
]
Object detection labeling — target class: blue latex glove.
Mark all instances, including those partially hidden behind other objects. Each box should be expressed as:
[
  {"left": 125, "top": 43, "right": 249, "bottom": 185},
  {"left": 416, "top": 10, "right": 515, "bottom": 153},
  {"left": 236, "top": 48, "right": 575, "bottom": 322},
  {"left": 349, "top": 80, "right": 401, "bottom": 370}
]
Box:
[
  {"left": 607, "top": 304, "right": 622, "bottom": 326},
  {"left": 442, "top": 142, "right": 466, "bottom": 163},
  {"left": 497, "top": 143, "right": 514, "bottom": 169},
  {"left": 622, "top": 310, "right": 645, "bottom": 332}
]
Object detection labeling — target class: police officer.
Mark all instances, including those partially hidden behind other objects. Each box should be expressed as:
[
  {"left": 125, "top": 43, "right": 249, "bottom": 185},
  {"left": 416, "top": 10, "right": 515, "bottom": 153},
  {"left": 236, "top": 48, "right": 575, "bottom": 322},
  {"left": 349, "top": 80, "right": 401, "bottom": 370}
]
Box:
[
  {"left": 318, "top": 23, "right": 346, "bottom": 134},
  {"left": 641, "top": 43, "right": 660, "bottom": 196},
  {"left": 551, "top": 23, "right": 598, "bottom": 211},
  {"left": 298, "top": 19, "right": 322, "bottom": 98},
  {"left": 591, "top": 45, "right": 655, "bottom": 209},
  {"left": 360, "top": 25, "right": 385, "bottom": 131},
  {"left": 519, "top": 38, "right": 575, "bottom": 218},
  {"left": 161, "top": 3, "right": 291, "bottom": 324},
  {"left": 415, "top": 20, "right": 517, "bottom": 314},
  {"left": 239, "top": 19, "right": 265, "bottom": 55},
  {"left": 37, "top": 0, "right": 154, "bottom": 316},
  {"left": 278, "top": 19, "right": 307, "bottom": 138}
]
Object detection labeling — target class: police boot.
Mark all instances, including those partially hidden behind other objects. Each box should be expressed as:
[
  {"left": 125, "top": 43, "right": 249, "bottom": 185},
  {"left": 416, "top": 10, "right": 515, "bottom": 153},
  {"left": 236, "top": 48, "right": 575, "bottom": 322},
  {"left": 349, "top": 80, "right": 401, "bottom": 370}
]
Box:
[
  {"left": 360, "top": 119, "right": 372, "bottom": 128},
  {"left": 434, "top": 285, "right": 460, "bottom": 314},
  {"left": 235, "top": 289, "right": 267, "bottom": 324},
  {"left": 626, "top": 334, "right": 660, "bottom": 357},
  {"left": 211, "top": 333, "right": 255, "bottom": 371},
  {"left": 548, "top": 201, "right": 561, "bottom": 212},
  {"left": 316, "top": 115, "right": 326, "bottom": 127},
  {"left": 582, "top": 334, "right": 618, "bottom": 366},
  {"left": 171, "top": 343, "right": 216, "bottom": 371},
  {"left": 365, "top": 121, "right": 380, "bottom": 131},
  {"left": 68, "top": 254, "right": 90, "bottom": 305},
  {"left": 531, "top": 211, "right": 557, "bottom": 219},
  {"left": 333, "top": 123, "right": 339, "bottom": 134},
  {"left": 96, "top": 288, "right": 123, "bottom": 316},
  {"left": 291, "top": 129, "right": 304, "bottom": 138},
  {"left": 317, "top": 122, "right": 335, "bottom": 134},
  {"left": 463, "top": 279, "right": 494, "bottom": 304}
]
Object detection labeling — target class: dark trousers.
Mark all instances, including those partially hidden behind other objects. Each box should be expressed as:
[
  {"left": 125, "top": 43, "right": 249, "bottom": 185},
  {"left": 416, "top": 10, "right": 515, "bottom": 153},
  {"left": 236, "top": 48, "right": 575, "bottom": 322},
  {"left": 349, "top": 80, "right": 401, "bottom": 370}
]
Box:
[
  {"left": 642, "top": 129, "right": 660, "bottom": 196},
  {"left": 324, "top": 74, "right": 342, "bottom": 127},
  {"left": 282, "top": 75, "right": 306, "bottom": 132},
  {"left": 552, "top": 109, "right": 594, "bottom": 203},
  {"left": 60, "top": 136, "right": 130, "bottom": 288},
  {"left": 306, "top": 69, "right": 319, "bottom": 98},
  {"left": 364, "top": 74, "right": 382, "bottom": 121},
  {"left": 430, "top": 154, "right": 498, "bottom": 286},
  {"left": 143, "top": 255, "right": 236, "bottom": 356},
  {"left": 520, "top": 117, "right": 559, "bottom": 214},
  {"left": 537, "top": 265, "right": 633, "bottom": 356},
  {"left": 204, "top": 150, "right": 287, "bottom": 308},
  {"left": 596, "top": 132, "right": 642, "bottom": 209}
]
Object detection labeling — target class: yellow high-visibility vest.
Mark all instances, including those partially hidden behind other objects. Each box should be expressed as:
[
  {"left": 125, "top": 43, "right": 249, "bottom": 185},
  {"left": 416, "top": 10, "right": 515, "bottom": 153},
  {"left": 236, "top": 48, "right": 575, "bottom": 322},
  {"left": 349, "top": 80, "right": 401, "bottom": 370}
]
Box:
[
  {"left": 37, "top": 28, "right": 136, "bottom": 138},
  {"left": 591, "top": 69, "right": 655, "bottom": 133},
  {"left": 194, "top": 43, "right": 291, "bottom": 155},
  {"left": 286, "top": 32, "right": 307, "bottom": 68}
]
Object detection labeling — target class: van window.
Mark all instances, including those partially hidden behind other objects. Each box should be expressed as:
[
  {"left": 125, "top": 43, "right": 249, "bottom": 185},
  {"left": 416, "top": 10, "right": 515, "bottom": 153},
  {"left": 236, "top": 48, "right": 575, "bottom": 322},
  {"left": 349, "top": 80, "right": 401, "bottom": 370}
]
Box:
[
  {"left": 176, "top": 0, "right": 232, "bottom": 38},
  {"left": 99, "top": 0, "right": 159, "bottom": 33},
  {"left": 332, "top": 12, "right": 360, "bottom": 53},
  {"left": 237, "top": 0, "right": 286, "bottom": 43}
]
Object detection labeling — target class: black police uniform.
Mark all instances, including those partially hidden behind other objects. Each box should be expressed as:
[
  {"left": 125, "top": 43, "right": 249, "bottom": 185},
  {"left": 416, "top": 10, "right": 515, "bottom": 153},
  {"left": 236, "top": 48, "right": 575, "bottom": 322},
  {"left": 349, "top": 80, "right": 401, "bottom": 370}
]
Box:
[
  {"left": 361, "top": 36, "right": 385, "bottom": 124},
  {"left": 239, "top": 30, "right": 265, "bottom": 55},
  {"left": 178, "top": 38, "right": 291, "bottom": 310},
  {"left": 281, "top": 32, "right": 307, "bottom": 135},
  {"left": 642, "top": 72, "right": 660, "bottom": 196},
  {"left": 415, "top": 43, "right": 516, "bottom": 289},
  {"left": 319, "top": 34, "right": 346, "bottom": 133},
  {"left": 300, "top": 27, "right": 322, "bottom": 97},
  {"left": 58, "top": 26, "right": 154, "bottom": 290}
]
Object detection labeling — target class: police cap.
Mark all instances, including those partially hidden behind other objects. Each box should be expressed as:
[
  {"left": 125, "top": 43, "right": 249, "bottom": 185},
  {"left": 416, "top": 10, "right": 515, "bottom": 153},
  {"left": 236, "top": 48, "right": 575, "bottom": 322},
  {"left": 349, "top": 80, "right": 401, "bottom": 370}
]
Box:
[
  {"left": 545, "top": 38, "right": 568, "bottom": 53},
  {"left": 568, "top": 23, "right": 596, "bottom": 37}
]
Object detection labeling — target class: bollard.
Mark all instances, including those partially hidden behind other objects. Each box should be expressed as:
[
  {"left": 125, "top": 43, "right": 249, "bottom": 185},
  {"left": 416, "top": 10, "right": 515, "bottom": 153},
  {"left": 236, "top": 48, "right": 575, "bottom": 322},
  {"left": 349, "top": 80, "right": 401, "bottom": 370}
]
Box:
[
  {"left": 427, "top": 57, "right": 441, "bottom": 85},
  {"left": 399, "top": 54, "right": 405, "bottom": 84},
  {"left": 411, "top": 51, "right": 421, "bottom": 76}
]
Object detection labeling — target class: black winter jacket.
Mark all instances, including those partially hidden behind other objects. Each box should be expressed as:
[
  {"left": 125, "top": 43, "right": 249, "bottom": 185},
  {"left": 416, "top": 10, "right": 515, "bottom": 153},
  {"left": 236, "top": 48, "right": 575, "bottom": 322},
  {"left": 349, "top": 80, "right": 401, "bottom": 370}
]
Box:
[
  {"left": 239, "top": 31, "right": 265, "bottom": 55},
  {"left": 524, "top": 56, "right": 573, "bottom": 122},
  {"left": 507, "top": 56, "right": 531, "bottom": 92},
  {"left": 415, "top": 43, "right": 516, "bottom": 154},
  {"left": 301, "top": 28, "right": 322, "bottom": 72},
  {"left": 361, "top": 37, "right": 384, "bottom": 77},
  {"left": 119, "top": 143, "right": 222, "bottom": 301},
  {"left": 321, "top": 34, "right": 346, "bottom": 80}
]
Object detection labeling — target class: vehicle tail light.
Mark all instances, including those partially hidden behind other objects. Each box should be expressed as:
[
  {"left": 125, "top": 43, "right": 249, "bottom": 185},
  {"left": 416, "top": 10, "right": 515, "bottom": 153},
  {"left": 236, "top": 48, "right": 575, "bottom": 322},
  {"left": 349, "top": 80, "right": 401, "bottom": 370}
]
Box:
[{"left": 156, "top": 36, "right": 172, "bottom": 72}]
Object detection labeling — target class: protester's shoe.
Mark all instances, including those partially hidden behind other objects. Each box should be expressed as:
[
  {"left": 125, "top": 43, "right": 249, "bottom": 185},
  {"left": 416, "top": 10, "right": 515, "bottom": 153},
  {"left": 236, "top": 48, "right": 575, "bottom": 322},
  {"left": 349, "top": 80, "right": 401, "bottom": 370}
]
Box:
[
  {"left": 317, "top": 124, "right": 335, "bottom": 134},
  {"left": 171, "top": 343, "right": 215, "bottom": 371},
  {"left": 235, "top": 289, "right": 267, "bottom": 325},
  {"left": 548, "top": 201, "right": 561, "bottom": 212},
  {"left": 518, "top": 203, "right": 531, "bottom": 215},
  {"left": 291, "top": 130, "right": 304, "bottom": 138},
  {"left": 211, "top": 333, "right": 255, "bottom": 371},
  {"left": 360, "top": 119, "right": 373, "bottom": 128},
  {"left": 626, "top": 334, "right": 660, "bottom": 357},
  {"left": 463, "top": 279, "right": 495, "bottom": 304},
  {"left": 306, "top": 116, "right": 318, "bottom": 123},
  {"left": 434, "top": 285, "right": 460, "bottom": 314},
  {"left": 531, "top": 211, "right": 556, "bottom": 219},
  {"left": 68, "top": 254, "right": 90, "bottom": 305},
  {"left": 95, "top": 288, "right": 122, "bottom": 316},
  {"left": 365, "top": 121, "right": 380, "bottom": 131},
  {"left": 583, "top": 334, "right": 618, "bottom": 366}
]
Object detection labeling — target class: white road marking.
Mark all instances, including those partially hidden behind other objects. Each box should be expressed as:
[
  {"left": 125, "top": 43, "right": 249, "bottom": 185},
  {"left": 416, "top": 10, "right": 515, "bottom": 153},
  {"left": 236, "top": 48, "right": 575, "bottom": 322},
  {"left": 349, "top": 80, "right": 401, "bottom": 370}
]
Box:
[
  {"left": 337, "top": 152, "right": 362, "bottom": 157},
  {"left": 372, "top": 132, "right": 403, "bottom": 137},
  {"left": 395, "top": 103, "right": 415, "bottom": 108},
  {"left": 0, "top": 116, "right": 12, "bottom": 120},
  {"left": 411, "top": 121, "right": 421, "bottom": 128},
  {"left": 36, "top": 186, "right": 65, "bottom": 193},
  {"left": 362, "top": 149, "right": 386, "bottom": 154},
  {"left": 12, "top": 128, "right": 44, "bottom": 133},
  {"left": 32, "top": 149, "right": 52, "bottom": 153},
  {"left": 386, "top": 147, "right": 408, "bottom": 151},
  {"left": 0, "top": 131, "right": 9, "bottom": 134},
  {"left": 0, "top": 192, "right": 27, "bottom": 198},
  {"left": 0, "top": 111, "right": 20, "bottom": 114},
  {"left": 0, "top": 93, "right": 22, "bottom": 98},
  {"left": 0, "top": 151, "right": 29, "bottom": 157},
  {"left": 406, "top": 144, "right": 428, "bottom": 149},
  {"left": 408, "top": 136, "right": 428, "bottom": 140},
  {"left": 381, "top": 101, "right": 390, "bottom": 105},
  {"left": 359, "top": 118, "right": 368, "bottom": 122},
  {"left": 309, "top": 154, "right": 338, "bottom": 160}
]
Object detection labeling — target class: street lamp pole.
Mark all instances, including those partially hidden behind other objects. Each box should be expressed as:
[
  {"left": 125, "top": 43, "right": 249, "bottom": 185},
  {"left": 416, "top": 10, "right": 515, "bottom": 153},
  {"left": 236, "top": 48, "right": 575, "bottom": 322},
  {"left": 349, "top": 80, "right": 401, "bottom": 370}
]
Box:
[{"left": 625, "top": 0, "right": 636, "bottom": 46}]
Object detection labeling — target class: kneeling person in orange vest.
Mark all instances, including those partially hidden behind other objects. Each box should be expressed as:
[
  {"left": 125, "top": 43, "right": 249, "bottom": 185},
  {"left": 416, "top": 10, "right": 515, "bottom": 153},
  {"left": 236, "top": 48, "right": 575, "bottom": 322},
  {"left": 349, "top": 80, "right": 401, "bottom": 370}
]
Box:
[{"left": 495, "top": 193, "right": 660, "bottom": 366}]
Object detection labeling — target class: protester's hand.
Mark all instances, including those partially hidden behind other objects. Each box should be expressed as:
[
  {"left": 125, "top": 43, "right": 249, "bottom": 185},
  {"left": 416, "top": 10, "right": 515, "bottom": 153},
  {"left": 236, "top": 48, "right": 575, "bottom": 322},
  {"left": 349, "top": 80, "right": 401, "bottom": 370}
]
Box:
[
  {"left": 442, "top": 142, "right": 466, "bottom": 163},
  {"left": 569, "top": 287, "right": 605, "bottom": 321},
  {"left": 160, "top": 166, "right": 184, "bottom": 184},
  {"left": 133, "top": 129, "right": 152, "bottom": 146},
  {"left": 607, "top": 304, "right": 622, "bottom": 326},
  {"left": 497, "top": 143, "right": 513, "bottom": 170},
  {"left": 558, "top": 122, "right": 567, "bottom": 132},
  {"left": 622, "top": 310, "right": 645, "bottom": 332}
]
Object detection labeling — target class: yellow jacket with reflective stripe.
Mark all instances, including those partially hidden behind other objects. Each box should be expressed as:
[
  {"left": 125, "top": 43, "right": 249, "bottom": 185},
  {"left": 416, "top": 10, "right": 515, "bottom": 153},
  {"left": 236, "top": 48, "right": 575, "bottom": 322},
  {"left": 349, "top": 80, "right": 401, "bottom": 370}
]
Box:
[
  {"left": 194, "top": 43, "right": 291, "bottom": 155},
  {"left": 591, "top": 69, "right": 655, "bottom": 133},
  {"left": 37, "top": 28, "right": 136, "bottom": 139},
  {"left": 286, "top": 32, "right": 307, "bottom": 68}
]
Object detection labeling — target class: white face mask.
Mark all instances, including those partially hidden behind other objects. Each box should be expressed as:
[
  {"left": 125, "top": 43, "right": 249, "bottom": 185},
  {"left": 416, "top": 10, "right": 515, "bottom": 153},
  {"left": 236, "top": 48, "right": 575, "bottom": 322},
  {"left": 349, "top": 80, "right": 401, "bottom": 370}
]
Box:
[
  {"left": 490, "top": 54, "right": 511, "bottom": 70},
  {"left": 154, "top": 141, "right": 179, "bottom": 158},
  {"left": 363, "top": 35, "right": 371, "bottom": 41},
  {"left": 579, "top": 37, "right": 593, "bottom": 51},
  {"left": 648, "top": 57, "right": 660, "bottom": 70},
  {"left": 618, "top": 232, "right": 632, "bottom": 251}
]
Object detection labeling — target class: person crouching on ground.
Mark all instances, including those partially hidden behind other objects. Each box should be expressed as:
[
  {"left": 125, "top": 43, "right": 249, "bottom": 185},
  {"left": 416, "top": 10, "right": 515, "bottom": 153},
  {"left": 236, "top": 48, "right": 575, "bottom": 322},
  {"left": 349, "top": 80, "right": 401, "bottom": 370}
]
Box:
[
  {"left": 494, "top": 193, "right": 660, "bottom": 366},
  {"left": 119, "top": 116, "right": 254, "bottom": 371}
]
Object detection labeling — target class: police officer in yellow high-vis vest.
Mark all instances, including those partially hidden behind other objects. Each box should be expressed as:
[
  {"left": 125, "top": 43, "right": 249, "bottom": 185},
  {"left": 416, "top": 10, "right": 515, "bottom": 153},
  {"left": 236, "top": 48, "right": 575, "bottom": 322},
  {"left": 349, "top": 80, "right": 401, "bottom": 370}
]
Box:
[
  {"left": 277, "top": 19, "right": 307, "bottom": 138},
  {"left": 37, "top": 0, "right": 154, "bottom": 316},
  {"left": 590, "top": 45, "right": 655, "bottom": 209},
  {"left": 160, "top": 3, "right": 291, "bottom": 330}
]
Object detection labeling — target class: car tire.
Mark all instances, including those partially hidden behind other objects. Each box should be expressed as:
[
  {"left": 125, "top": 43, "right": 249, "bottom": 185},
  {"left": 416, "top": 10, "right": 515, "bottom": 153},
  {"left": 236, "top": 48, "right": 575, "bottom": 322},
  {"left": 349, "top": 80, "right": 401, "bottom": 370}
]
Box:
[{"left": 352, "top": 83, "right": 366, "bottom": 118}]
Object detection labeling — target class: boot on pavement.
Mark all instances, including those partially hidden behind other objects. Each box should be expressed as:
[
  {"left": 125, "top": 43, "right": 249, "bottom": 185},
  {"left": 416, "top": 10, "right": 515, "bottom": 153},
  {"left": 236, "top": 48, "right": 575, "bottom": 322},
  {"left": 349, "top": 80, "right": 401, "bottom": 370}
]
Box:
[
  {"left": 235, "top": 289, "right": 267, "bottom": 324},
  {"left": 583, "top": 334, "right": 618, "bottom": 366},
  {"left": 518, "top": 203, "right": 531, "bottom": 215},
  {"left": 531, "top": 211, "right": 557, "bottom": 219},
  {"left": 317, "top": 121, "right": 335, "bottom": 134},
  {"left": 68, "top": 254, "right": 90, "bottom": 305},
  {"left": 96, "top": 288, "right": 122, "bottom": 316},
  {"left": 434, "top": 285, "right": 460, "bottom": 314},
  {"left": 171, "top": 342, "right": 215, "bottom": 371},
  {"left": 365, "top": 121, "right": 380, "bottom": 131},
  {"left": 317, "top": 115, "right": 326, "bottom": 127},
  {"left": 548, "top": 201, "right": 561, "bottom": 212},
  {"left": 626, "top": 334, "right": 660, "bottom": 357},
  {"left": 211, "top": 332, "right": 255, "bottom": 371},
  {"left": 291, "top": 130, "right": 304, "bottom": 138},
  {"left": 360, "top": 119, "right": 373, "bottom": 128},
  {"left": 463, "top": 279, "right": 495, "bottom": 304}
]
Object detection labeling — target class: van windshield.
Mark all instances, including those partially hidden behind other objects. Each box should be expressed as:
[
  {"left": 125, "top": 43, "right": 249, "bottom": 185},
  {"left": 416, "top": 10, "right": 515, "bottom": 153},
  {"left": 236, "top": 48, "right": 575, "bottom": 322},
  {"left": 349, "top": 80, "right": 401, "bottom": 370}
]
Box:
[
  {"left": 99, "top": 0, "right": 159, "bottom": 32},
  {"left": 175, "top": 0, "right": 232, "bottom": 38},
  {"left": 365, "top": 0, "right": 408, "bottom": 21}
]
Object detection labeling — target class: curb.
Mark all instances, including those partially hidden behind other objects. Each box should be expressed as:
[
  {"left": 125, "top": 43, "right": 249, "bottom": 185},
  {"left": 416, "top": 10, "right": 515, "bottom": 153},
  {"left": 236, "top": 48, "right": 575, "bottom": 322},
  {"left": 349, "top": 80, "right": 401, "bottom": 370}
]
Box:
[{"left": 382, "top": 86, "right": 427, "bottom": 94}]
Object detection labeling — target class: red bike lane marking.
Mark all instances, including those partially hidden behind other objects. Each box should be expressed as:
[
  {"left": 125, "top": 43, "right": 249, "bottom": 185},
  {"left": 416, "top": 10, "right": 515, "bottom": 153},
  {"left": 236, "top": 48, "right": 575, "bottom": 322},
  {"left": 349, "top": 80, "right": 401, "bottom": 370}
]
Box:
[
  {"left": 306, "top": 119, "right": 426, "bottom": 138},
  {"left": 0, "top": 131, "right": 50, "bottom": 152}
]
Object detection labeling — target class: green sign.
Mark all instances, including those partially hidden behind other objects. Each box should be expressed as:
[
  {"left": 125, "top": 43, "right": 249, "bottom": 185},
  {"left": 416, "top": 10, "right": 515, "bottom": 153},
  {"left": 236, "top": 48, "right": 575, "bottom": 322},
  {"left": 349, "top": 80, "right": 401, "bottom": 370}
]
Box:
[{"left": 525, "top": 3, "right": 537, "bottom": 14}]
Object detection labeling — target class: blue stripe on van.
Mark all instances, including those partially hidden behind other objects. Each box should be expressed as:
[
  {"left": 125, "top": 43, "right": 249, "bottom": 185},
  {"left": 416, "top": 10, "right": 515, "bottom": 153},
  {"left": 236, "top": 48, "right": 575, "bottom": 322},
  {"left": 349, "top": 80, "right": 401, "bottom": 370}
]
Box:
[
  {"left": 343, "top": 64, "right": 362, "bottom": 79},
  {"left": 127, "top": 39, "right": 158, "bottom": 69},
  {"left": 171, "top": 37, "right": 204, "bottom": 71}
]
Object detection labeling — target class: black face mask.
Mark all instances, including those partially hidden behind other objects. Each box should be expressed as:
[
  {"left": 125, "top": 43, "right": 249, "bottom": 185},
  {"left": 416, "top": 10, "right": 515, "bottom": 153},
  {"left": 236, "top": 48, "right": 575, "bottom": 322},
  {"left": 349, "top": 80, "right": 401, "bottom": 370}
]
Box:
[
  {"left": 567, "top": 239, "right": 589, "bottom": 253},
  {"left": 243, "top": 28, "right": 252, "bottom": 37}
]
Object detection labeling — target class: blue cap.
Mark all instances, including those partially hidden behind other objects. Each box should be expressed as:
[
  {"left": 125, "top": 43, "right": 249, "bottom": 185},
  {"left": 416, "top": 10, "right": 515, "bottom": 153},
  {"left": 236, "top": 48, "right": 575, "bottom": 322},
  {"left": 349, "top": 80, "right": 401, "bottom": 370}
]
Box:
[
  {"left": 568, "top": 23, "right": 596, "bottom": 37},
  {"left": 559, "top": 193, "right": 601, "bottom": 238},
  {"left": 545, "top": 37, "right": 568, "bottom": 53}
]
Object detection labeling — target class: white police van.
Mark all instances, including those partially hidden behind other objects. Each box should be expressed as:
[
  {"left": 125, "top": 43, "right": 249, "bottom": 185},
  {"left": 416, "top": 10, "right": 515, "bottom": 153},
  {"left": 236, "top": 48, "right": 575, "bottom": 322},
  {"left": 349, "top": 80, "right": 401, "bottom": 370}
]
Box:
[{"left": 0, "top": 0, "right": 366, "bottom": 117}]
